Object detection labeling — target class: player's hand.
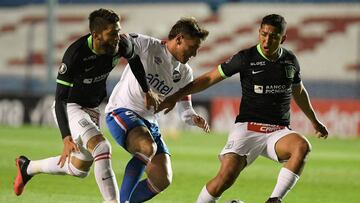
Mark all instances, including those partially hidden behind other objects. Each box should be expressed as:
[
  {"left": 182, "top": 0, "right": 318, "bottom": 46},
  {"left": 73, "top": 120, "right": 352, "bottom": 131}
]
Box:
[
  {"left": 312, "top": 121, "right": 328, "bottom": 139},
  {"left": 145, "top": 90, "right": 162, "bottom": 111},
  {"left": 155, "top": 96, "right": 177, "bottom": 114},
  {"left": 192, "top": 114, "right": 210, "bottom": 133},
  {"left": 58, "top": 136, "right": 79, "bottom": 167}
]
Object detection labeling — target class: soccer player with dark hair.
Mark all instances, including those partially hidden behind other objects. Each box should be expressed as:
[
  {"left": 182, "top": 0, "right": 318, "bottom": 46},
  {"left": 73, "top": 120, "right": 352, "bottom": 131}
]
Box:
[
  {"left": 156, "top": 14, "right": 329, "bottom": 203},
  {"left": 105, "top": 17, "right": 210, "bottom": 202},
  {"left": 14, "top": 8, "right": 154, "bottom": 203}
]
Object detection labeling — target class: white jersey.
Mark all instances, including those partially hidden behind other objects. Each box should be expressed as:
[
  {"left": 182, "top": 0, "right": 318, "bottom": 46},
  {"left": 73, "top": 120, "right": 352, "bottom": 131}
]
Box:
[{"left": 105, "top": 34, "right": 194, "bottom": 123}]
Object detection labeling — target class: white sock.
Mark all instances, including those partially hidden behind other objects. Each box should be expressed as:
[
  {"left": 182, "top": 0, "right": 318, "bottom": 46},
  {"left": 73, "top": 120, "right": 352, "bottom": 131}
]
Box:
[
  {"left": 27, "top": 156, "right": 69, "bottom": 175},
  {"left": 92, "top": 140, "right": 119, "bottom": 202},
  {"left": 27, "top": 156, "right": 89, "bottom": 178},
  {"left": 196, "top": 185, "right": 220, "bottom": 203},
  {"left": 270, "top": 167, "right": 300, "bottom": 199}
]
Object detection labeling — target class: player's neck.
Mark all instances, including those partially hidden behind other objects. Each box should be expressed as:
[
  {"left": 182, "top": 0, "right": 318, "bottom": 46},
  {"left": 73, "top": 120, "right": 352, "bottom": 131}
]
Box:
[
  {"left": 166, "top": 41, "right": 180, "bottom": 62},
  {"left": 266, "top": 47, "right": 282, "bottom": 61}
]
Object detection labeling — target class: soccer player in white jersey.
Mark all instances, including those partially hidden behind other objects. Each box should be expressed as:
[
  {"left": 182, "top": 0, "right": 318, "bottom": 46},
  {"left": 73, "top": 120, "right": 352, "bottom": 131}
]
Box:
[{"left": 105, "top": 17, "right": 209, "bottom": 203}]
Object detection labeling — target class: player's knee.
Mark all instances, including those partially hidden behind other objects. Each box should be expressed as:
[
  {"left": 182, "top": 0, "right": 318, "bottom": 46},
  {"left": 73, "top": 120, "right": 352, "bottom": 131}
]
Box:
[
  {"left": 132, "top": 140, "right": 157, "bottom": 160},
  {"left": 128, "top": 127, "right": 157, "bottom": 159},
  {"left": 87, "top": 134, "right": 106, "bottom": 152},
  {"left": 140, "top": 141, "right": 157, "bottom": 159},
  {"left": 295, "top": 139, "right": 312, "bottom": 157},
  {"left": 68, "top": 162, "right": 90, "bottom": 178},
  {"left": 92, "top": 139, "right": 112, "bottom": 159}
]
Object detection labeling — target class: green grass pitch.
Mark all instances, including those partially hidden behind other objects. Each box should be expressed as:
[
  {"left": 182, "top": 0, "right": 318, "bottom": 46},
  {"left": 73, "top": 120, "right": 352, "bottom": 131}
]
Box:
[{"left": 1, "top": 126, "right": 359, "bottom": 203}]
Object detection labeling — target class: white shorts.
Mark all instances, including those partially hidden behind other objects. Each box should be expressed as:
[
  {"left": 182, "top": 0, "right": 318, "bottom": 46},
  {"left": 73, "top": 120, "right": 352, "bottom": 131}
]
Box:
[
  {"left": 220, "top": 122, "right": 296, "bottom": 166},
  {"left": 52, "top": 102, "right": 101, "bottom": 161}
]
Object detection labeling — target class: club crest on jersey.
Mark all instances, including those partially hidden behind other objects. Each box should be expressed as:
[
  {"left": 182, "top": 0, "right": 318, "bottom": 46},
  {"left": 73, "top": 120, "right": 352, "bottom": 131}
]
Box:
[
  {"left": 172, "top": 70, "right": 181, "bottom": 83},
  {"left": 285, "top": 65, "right": 295, "bottom": 79},
  {"left": 58, "top": 63, "right": 67, "bottom": 74}
]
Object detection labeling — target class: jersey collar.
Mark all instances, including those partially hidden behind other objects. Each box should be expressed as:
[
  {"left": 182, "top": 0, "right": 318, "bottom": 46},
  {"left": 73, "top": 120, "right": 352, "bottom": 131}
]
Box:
[
  {"left": 87, "top": 35, "right": 99, "bottom": 55},
  {"left": 256, "top": 44, "right": 283, "bottom": 62}
]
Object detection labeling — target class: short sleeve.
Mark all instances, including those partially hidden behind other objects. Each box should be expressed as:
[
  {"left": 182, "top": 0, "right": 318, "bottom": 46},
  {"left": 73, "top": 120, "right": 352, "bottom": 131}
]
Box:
[{"left": 219, "top": 51, "right": 245, "bottom": 78}]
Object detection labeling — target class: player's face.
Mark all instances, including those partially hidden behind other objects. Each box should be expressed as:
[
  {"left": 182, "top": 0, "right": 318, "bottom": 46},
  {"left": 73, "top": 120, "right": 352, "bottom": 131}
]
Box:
[
  {"left": 258, "top": 24, "right": 285, "bottom": 59},
  {"left": 98, "top": 22, "right": 121, "bottom": 55},
  {"left": 175, "top": 35, "right": 201, "bottom": 64}
]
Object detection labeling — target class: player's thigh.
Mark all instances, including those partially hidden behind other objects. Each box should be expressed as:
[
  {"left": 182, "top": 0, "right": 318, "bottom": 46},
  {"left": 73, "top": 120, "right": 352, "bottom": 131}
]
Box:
[
  {"left": 146, "top": 153, "right": 172, "bottom": 185},
  {"left": 265, "top": 130, "right": 311, "bottom": 162},
  {"left": 127, "top": 126, "right": 156, "bottom": 154},
  {"left": 276, "top": 133, "right": 311, "bottom": 160},
  {"left": 220, "top": 122, "right": 267, "bottom": 166},
  {"left": 66, "top": 103, "right": 102, "bottom": 148},
  {"left": 106, "top": 108, "right": 155, "bottom": 154}
]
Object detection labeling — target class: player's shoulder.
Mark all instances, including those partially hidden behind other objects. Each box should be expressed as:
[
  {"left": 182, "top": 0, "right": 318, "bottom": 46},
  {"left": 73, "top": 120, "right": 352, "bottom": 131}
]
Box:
[
  {"left": 63, "top": 34, "right": 89, "bottom": 61},
  {"left": 231, "top": 45, "right": 257, "bottom": 60},
  {"left": 129, "top": 33, "right": 161, "bottom": 44},
  {"left": 67, "top": 34, "right": 88, "bottom": 52},
  {"left": 281, "top": 47, "right": 297, "bottom": 58},
  {"left": 180, "top": 63, "right": 193, "bottom": 78}
]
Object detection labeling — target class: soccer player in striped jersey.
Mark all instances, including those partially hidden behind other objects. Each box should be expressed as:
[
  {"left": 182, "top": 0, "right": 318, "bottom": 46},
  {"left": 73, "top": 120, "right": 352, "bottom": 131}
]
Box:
[
  {"left": 156, "top": 14, "right": 329, "bottom": 203},
  {"left": 14, "top": 8, "right": 153, "bottom": 203},
  {"left": 105, "top": 17, "right": 210, "bottom": 202}
]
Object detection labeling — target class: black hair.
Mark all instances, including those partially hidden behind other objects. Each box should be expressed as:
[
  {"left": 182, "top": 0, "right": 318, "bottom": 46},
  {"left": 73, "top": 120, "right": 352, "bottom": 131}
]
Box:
[
  {"left": 88, "top": 8, "right": 120, "bottom": 33},
  {"left": 261, "top": 14, "right": 287, "bottom": 34},
  {"left": 168, "top": 17, "right": 209, "bottom": 40}
]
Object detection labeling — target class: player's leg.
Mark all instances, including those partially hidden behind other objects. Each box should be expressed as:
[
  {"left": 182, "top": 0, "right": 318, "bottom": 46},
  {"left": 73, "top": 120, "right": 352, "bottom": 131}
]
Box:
[
  {"left": 264, "top": 130, "right": 311, "bottom": 202},
  {"left": 14, "top": 146, "right": 93, "bottom": 196},
  {"left": 129, "top": 153, "right": 172, "bottom": 202},
  {"left": 196, "top": 153, "right": 246, "bottom": 203},
  {"left": 106, "top": 108, "right": 156, "bottom": 203},
  {"left": 85, "top": 134, "right": 119, "bottom": 203},
  {"left": 197, "top": 122, "right": 265, "bottom": 203},
  {"left": 66, "top": 103, "right": 119, "bottom": 203},
  {"left": 121, "top": 126, "right": 156, "bottom": 203}
]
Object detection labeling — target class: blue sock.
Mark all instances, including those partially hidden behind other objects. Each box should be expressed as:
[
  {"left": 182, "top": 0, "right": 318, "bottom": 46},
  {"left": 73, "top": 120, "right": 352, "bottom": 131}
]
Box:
[
  {"left": 129, "top": 179, "right": 158, "bottom": 203},
  {"left": 120, "top": 156, "right": 146, "bottom": 203}
]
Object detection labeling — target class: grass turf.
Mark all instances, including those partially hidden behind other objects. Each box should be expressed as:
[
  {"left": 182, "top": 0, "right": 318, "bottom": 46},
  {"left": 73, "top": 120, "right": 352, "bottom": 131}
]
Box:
[{"left": 0, "top": 126, "right": 359, "bottom": 203}]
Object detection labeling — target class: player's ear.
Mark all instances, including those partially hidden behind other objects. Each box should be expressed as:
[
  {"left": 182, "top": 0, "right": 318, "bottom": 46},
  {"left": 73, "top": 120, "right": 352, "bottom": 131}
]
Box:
[
  {"left": 280, "top": 34, "right": 287, "bottom": 44},
  {"left": 176, "top": 34, "right": 183, "bottom": 45},
  {"left": 92, "top": 31, "right": 101, "bottom": 41}
]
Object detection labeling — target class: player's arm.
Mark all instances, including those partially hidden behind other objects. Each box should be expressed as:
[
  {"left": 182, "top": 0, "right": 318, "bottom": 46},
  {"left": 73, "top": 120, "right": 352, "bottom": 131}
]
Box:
[
  {"left": 176, "top": 95, "right": 210, "bottom": 133},
  {"left": 156, "top": 66, "right": 224, "bottom": 114},
  {"left": 120, "top": 34, "right": 160, "bottom": 109},
  {"left": 54, "top": 82, "right": 71, "bottom": 139},
  {"left": 55, "top": 47, "right": 80, "bottom": 166},
  {"left": 120, "top": 34, "right": 149, "bottom": 93},
  {"left": 292, "top": 82, "right": 328, "bottom": 138},
  {"left": 54, "top": 78, "right": 80, "bottom": 167}
]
